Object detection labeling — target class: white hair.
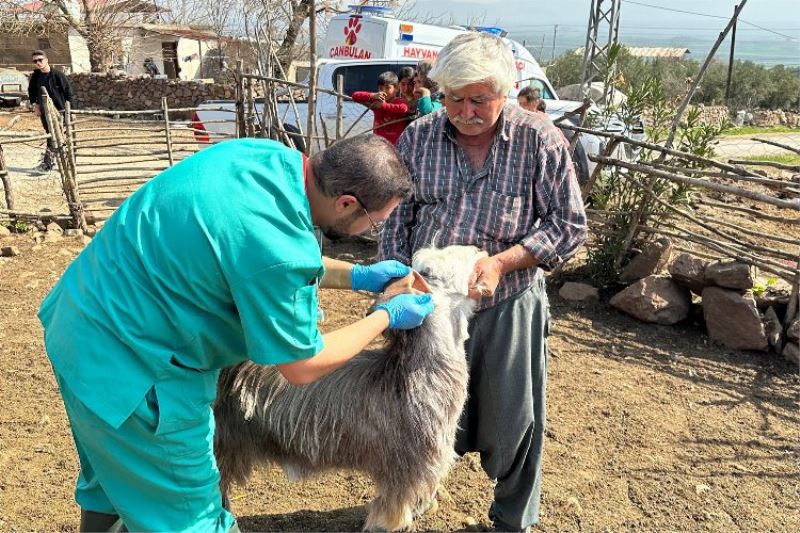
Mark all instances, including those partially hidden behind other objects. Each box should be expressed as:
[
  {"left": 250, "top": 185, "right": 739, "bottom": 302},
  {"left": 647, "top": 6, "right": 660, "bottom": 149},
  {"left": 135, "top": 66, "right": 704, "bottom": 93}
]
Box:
[{"left": 429, "top": 32, "right": 516, "bottom": 95}]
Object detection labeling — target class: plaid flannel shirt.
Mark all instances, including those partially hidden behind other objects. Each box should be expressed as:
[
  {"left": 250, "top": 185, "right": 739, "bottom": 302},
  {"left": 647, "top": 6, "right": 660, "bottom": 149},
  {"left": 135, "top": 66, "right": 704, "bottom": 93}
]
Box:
[{"left": 378, "top": 104, "right": 587, "bottom": 310}]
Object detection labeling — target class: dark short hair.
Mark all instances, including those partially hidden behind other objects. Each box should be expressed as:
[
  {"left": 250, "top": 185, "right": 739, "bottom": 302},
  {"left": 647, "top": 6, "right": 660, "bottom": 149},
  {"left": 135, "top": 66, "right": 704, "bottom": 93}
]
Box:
[
  {"left": 311, "top": 135, "right": 411, "bottom": 210},
  {"left": 518, "top": 86, "right": 541, "bottom": 102},
  {"left": 416, "top": 60, "right": 439, "bottom": 93},
  {"left": 398, "top": 66, "right": 415, "bottom": 82},
  {"left": 377, "top": 71, "right": 399, "bottom": 87},
  {"left": 31, "top": 50, "right": 47, "bottom": 59}
]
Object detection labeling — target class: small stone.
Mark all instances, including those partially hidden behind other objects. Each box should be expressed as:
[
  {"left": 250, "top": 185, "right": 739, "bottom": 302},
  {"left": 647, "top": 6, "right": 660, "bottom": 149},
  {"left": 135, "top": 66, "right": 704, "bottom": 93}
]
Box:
[
  {"left": 1, "top": 246, "right": 20, "bottom": 257},
  {"left": 620, "top": 237, "right": 673, "bottom": 283},
  {"left": 0, "top": 225, "right": 11, "bottom": 237},
  {"left": 705, "top": 260, "right": 753, "bottom": 290},
  {"left": 695, "top": 483, "right": 712, "bottom": 495},
  {"left": 64, "top": 229, "right": 83, "bottom": 237},
  {"left": 668, "top": 253, "right": 708, "bottom": 294},
  {"left": 566, "top": 496, "right": 583, "bottom": 514},
  {"left": 787, "top": 319, "right": 799, "bottom": 342},
  {"left": 559, "top": 281, "right": 599, "bottom": 302},
  {"left": 763, "top": 307, "right": 783, "bottom": 349},
  {"left": 45, "top": 222, "right": 64, "bottom": 235},
  {"left": 463, "top": 516, "right": 477, "bottom": 527}
]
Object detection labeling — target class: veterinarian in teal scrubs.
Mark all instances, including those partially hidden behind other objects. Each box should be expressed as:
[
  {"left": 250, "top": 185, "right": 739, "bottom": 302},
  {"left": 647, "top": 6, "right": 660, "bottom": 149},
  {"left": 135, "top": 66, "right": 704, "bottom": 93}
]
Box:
[{"left": 39, "top": 136, "right": 434, "bottom": 532}]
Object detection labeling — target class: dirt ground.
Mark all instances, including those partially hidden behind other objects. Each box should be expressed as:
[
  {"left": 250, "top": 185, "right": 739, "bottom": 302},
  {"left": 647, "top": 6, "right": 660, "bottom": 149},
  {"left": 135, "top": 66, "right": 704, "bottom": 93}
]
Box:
[
  {"left": 1, "top": 111, "right": 799, "bottom": 532},
  {"left": 1, "top": 233, "right": 798, "bottom": 532}
]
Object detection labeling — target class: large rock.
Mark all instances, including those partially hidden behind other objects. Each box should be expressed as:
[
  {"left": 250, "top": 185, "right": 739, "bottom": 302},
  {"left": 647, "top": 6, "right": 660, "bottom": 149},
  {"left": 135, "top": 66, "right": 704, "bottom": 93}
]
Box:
[
  {"left": 702, "top": 287, "right": 768, "bottom": 351},
  {"left": 668, "top": 253, "right": 708, "bottom": 294},
  {"left": 705, "top": 260, "right": 753, "bottom": 290},
  {"left": 762, "top": 306, "right": 783, "bottom": 349},
  {"left": 783, "top": 342, "right": 799, "bottom": 364},
  {"left": 559, "top": 282, "right": 599, "bottom": 302},
  {"left": 620, "top": 238, "right": 673, "bottom": 283},
  {"left": 610, "top": 275, "right": 691, "bottom": 325}
]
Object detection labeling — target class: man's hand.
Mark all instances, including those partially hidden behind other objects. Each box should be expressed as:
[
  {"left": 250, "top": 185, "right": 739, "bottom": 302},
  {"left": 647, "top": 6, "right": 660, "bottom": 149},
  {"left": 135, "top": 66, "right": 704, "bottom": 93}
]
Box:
[
  {"left": 374, "top": 293, "right": 435, "bottom": 329},
  {"left": 468, "top": 256, "right": 503, "bottom": 300},
  {"left": 33, "top": 104, "right": 40, "bottom": 117},
  {"left": 351, "top": 260, "right": 411, "bottom": 292}
]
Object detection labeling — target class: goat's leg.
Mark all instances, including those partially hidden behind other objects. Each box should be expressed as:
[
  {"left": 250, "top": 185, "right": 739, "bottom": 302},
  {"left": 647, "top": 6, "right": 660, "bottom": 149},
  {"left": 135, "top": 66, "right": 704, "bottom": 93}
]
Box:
[
  {"left": 363, "top": 481, "right": 416, "bottom": 532},
  {"left": 412, "top": 485, "right": 439, "bottom": 519}
]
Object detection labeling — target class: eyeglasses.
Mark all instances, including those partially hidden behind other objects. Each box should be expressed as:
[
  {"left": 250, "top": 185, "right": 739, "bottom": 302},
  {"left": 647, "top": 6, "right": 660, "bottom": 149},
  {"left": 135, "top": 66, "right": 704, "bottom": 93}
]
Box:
[
  {"left": 344, "top": 192, "right": 385, "bottom": 236},
  {"left": 32, "top": 58, "right": 45, "bottom": 64}
]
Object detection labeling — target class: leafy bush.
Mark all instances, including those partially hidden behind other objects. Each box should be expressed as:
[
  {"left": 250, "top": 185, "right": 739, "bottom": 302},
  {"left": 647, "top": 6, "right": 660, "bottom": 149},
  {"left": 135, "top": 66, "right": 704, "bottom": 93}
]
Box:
[{"left": 545, "top": 48, "right": 800, "bottom": 111}]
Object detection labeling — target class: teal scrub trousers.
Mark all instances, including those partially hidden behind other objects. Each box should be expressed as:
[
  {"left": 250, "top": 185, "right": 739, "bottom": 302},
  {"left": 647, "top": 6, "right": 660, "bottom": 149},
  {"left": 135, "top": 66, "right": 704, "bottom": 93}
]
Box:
[{"left": 55, "top": 374, "right": 237, "bottom": 533}]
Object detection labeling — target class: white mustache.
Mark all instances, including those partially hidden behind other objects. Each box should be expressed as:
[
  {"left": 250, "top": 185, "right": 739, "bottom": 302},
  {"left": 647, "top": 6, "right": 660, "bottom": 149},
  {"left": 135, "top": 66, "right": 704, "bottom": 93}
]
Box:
[{"left": 452, "top": 116, "right": 484, "bottom": 125}]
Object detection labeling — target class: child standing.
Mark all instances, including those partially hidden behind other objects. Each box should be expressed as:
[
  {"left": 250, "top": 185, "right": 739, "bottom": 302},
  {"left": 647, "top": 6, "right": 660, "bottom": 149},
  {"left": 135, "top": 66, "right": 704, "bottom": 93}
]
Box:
[{"left": 352, "top": 71, "right": 409, "bottom": 145}]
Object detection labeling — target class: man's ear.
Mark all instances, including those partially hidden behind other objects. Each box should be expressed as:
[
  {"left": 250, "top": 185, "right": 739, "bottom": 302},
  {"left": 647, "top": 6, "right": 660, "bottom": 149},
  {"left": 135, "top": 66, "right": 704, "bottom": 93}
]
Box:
[{"left": 333, "top": 194, "right": 358, "bottom": 215}]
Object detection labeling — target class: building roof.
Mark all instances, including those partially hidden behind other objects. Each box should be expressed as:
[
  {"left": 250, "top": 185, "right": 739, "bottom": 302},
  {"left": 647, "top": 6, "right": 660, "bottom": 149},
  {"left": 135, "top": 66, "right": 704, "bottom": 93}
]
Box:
[
  {"left": 138, "top": 23, "right": 220, "bottom": 42},
  {"left": 574, "top": 46, "right": 690, "bottom": 59}
]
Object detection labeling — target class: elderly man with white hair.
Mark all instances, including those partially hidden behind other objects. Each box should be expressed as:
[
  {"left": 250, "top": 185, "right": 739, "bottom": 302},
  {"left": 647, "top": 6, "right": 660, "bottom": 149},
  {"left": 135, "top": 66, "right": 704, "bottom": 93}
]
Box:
[{"left": 379, "top": 32, "right": 587, "bottom": 532}]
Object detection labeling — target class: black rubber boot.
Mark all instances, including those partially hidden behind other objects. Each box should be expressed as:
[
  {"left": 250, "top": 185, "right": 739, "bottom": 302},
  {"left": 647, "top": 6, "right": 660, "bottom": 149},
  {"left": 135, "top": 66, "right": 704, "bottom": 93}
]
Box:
[{"left": 79, "top": 509, "right": 125, "bottom": 532}]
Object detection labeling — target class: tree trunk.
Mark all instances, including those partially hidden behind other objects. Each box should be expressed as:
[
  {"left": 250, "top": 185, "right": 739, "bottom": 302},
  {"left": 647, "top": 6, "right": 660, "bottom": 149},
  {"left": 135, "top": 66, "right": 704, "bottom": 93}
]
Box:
[{"left": 276, "top": 0, "right": 312, "bottom": 77}]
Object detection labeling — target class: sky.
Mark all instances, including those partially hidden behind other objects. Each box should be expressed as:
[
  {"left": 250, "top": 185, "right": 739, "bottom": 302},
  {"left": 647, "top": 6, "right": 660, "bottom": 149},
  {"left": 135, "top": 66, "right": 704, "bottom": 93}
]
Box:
[{"left": 403, "top": 0, "right": 800, "bottom": 65}]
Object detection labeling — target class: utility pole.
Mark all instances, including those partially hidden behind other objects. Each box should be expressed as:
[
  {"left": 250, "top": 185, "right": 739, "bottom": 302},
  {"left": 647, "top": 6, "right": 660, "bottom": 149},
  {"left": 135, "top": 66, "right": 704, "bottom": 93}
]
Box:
[
  {"left": 725, "top": 2, "right": 739, "bottom": 103},
  {"left": 579, "top": 0, "right": 621, "bottom": 104},
  {"left": 551, "top": 24, "right": 559, "bottom": 63}
]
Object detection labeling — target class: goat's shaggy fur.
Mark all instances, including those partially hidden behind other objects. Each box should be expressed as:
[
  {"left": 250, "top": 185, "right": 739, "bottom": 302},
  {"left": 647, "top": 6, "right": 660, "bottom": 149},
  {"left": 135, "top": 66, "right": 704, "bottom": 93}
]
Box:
[{"left": 214, "top": 245, "right": 487, "bottom": 531}]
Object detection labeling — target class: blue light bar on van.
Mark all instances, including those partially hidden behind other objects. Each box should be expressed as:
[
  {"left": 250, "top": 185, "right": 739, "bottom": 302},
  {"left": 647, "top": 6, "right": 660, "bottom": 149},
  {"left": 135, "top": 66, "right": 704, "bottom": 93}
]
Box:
[
  {"left": 475, "top": 26, "right": 508, "bottom": 37},
  {"left": 400, "top": 33, "right": 414, "bottom": 42},
  {"left": 349, "top": 4, "right": 391, "bottom": 15}
]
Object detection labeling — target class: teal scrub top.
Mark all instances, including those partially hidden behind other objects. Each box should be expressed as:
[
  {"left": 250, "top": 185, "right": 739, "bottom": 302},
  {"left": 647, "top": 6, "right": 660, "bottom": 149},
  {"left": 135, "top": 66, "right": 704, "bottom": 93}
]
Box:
[{"left": 39, "top": 139, "right": 325, "bottom": 431}]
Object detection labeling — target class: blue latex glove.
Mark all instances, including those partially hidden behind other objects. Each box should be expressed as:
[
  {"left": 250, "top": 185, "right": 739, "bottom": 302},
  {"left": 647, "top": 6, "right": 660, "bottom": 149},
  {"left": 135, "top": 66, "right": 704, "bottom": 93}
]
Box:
[
  {"left": 351, "top": 260, "right": 412, "bottom": 292},
  {"left": 375, "top": 293, "right": 436, "bottom": 330}
]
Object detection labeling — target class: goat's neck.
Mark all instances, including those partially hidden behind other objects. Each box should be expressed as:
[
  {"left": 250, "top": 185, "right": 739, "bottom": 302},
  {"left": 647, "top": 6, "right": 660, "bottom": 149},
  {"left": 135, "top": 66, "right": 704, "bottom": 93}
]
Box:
[{"left": 384, "top": 292, "right": 471, "bottom": 367}]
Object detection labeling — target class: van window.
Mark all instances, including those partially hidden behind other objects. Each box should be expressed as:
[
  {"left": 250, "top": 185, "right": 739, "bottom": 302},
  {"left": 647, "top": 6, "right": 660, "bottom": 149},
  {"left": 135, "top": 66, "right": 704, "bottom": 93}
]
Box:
[{"left": 332, "top": 63, "right": 416, "bottom": 96}]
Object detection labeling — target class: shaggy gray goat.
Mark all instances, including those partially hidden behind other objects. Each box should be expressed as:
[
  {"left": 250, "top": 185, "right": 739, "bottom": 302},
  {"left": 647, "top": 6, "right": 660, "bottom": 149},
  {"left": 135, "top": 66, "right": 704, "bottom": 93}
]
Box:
[{"left": 214, "top": 245, "right": 487, "bottom": 531}]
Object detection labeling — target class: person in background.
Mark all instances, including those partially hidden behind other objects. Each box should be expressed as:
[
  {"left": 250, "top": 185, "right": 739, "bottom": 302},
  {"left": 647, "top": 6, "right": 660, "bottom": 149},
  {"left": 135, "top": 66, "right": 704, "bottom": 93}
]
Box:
[
  {"left": 351, "top": 71, "right": 410, "bottom": 145},
  {"left": 517, "top": 86, "right": 546, "bottom": 114},
  {"left": 398, "top": 66, "right": 416, "bottom": 106},
  {"left": 27, "top": 49, "right": 74, "bottom": 172},
  {"left": 413, "top": 60, "right": 442, "bottom": 117},
  {"left": 380, "top": 33, "right": 587, "bottom": 533},
  {"left": 143, "top": 57, "right": 160, "bottom": 77}
]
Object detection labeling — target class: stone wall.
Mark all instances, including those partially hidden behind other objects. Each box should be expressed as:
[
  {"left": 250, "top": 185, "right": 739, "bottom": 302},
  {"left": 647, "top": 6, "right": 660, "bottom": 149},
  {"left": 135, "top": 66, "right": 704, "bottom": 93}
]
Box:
[
  {"left": 750, "top": 109, "right": 800, "bottom": 128},
  {"left": 67, "top": 73, "right": 241, "bottom": 111}
]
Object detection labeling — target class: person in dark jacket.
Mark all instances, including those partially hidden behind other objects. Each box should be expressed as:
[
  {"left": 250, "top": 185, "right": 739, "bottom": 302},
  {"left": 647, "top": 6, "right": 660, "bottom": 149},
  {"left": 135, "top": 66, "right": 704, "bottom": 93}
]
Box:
[{"left": 27, "top": 49, "right": 74, "bottom": 172}]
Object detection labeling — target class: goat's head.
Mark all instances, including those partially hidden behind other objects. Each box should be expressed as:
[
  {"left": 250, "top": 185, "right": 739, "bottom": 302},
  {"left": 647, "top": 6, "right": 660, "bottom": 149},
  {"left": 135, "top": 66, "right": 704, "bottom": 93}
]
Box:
[
  {"left": 411, "top": 245, "right": 488, "bottom": 346},
  {"left": 412, "top": 245, "right": 488, "bottom": 296}
]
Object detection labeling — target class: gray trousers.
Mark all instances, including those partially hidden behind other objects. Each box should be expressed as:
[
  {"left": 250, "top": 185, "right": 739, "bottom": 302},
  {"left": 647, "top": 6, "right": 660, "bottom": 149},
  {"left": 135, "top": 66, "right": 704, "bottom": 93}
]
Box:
[{"left": 455, "top": 275, "right": 549, "bottom": 529}]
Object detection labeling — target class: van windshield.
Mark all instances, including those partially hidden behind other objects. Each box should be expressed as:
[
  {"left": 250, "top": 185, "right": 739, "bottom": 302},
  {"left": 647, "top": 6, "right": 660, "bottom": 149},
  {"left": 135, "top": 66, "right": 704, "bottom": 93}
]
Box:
[
  {"left": 332, "top": 63, "right": 416, "bottom": 96},
  {"left": 524, "top": 78, "right": 555, "bottom": 100}
]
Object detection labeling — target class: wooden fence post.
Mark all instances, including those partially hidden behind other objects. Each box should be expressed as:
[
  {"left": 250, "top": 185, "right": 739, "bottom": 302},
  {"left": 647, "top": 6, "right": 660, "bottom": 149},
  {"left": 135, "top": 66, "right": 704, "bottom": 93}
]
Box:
[
  {"left": 42, "top": 90, "right": 87, "bottom": 232},
  {"left": 335, "top": 74, "right": 344, "bottom": 142},
  {"left": 0, "top": 144, "right": 13, "bottom": 210},
  {"left": 161, "top": 97, "right": 174, "bottom": 166}
]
